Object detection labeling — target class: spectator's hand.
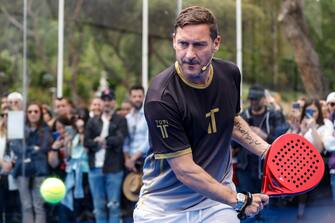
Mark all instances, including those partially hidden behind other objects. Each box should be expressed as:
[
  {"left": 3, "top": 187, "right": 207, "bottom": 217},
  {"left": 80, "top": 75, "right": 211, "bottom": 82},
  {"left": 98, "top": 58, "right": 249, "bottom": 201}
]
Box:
[
  {"left": 64, "top": 134, "right": 72, "bottom": 147},
  {"left": 94, "top": 136, "right": 106, "bottom": 146},
  {"left": 288, "top": 110, "right": 301, "bottom": 132},
  {"left": 251, "top": 126, "right": 267, "bottom": 140},
  {"left": 52, "top": 139, "right": 64, "bottom": 150},
  {"left": 244, "top": 193, "right": 269, "bottom": 217},
  {"left": 300, "top": 117, "right": 316, "bottom": 135},
  {"left": 1, "top": 160, "right": 12, "bottom": 173},
  {"left": 125, "top": 158, "right": 137, "bottom": 172},
  {"left": 305, "top": 117, "right": 316, "bottom": 129}
]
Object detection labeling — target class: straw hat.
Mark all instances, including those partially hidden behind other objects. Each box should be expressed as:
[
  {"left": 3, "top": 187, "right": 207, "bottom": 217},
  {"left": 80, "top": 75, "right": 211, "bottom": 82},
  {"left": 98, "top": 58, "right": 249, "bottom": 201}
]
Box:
[{"left": 122, "top": 172, "right": 143, "bottom": 202}]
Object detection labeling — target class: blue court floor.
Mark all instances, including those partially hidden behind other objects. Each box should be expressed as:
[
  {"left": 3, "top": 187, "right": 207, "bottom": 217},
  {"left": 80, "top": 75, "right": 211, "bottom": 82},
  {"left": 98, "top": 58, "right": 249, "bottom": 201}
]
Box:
[{"left": 242, "top": 183, "right": 335, "bottom": 223}]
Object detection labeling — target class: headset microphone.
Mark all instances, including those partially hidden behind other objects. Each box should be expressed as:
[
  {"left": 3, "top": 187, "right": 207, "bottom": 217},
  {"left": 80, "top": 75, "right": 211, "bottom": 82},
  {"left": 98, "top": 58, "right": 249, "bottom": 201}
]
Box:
[{"left": 201, "top": 56, "right": 213, "bottom": 71}]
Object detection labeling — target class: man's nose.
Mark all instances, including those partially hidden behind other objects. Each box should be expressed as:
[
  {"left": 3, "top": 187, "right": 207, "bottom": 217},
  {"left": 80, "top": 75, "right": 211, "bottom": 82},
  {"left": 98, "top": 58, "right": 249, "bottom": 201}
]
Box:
[{"left": 185, "top": 46, "right": 196, "bottom": 59}]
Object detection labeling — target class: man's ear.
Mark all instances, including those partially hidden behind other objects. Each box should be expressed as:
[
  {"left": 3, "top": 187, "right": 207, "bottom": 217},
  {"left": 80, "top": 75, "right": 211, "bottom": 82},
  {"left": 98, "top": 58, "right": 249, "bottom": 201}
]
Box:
[
  {"left": 213, "top": 35, "right": 222, "bottom": 52},
  {"left": 172, "top": 33, "right": 176, "bottom": 49}
]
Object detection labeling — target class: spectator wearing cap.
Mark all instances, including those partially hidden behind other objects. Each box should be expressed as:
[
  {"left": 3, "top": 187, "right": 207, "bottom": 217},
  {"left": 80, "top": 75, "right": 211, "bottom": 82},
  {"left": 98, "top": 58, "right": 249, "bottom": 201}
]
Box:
[
  {"left": 84, "top": 89, "right": 128, "bottom": 223},
  {"left": 327, "top": 92, "right": 335, "bottom": 124},
  {"left": 7, "top": 92, "right": 23, "bottom": 111},
  {"left": 5, "top": 92, "right": 25, "bottom": 221},
  {"left": 232, "top": 84, "right": 289, "bottom": 194}
]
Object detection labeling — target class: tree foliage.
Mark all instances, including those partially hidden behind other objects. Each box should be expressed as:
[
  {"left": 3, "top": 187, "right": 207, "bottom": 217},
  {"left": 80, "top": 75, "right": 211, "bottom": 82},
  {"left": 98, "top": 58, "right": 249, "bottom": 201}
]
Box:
[{"left": 0, "top": 0, "right": 334, "bottom": 106}]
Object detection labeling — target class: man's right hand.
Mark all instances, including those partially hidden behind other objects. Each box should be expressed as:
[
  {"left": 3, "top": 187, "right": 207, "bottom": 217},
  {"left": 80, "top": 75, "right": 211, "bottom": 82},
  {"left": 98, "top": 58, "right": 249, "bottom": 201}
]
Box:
[{"left": 244, "top": 193, "right": 269, "bottom": 217}]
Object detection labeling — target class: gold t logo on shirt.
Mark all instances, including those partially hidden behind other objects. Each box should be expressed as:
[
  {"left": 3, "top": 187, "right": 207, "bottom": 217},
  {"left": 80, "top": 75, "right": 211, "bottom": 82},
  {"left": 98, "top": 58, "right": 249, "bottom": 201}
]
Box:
[
  {"left": 206, "top": 108, "right": 219, "bottom": 134},
  {"left": 156, "top": 120, "right": 169, "bottom": 139}
]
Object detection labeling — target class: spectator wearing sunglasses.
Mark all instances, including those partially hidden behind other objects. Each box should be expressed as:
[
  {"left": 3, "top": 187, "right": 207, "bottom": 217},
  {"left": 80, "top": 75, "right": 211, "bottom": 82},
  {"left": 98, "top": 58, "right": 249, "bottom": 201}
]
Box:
[{"left": 10, "top": 103, "right": 52, "bottom": 223}]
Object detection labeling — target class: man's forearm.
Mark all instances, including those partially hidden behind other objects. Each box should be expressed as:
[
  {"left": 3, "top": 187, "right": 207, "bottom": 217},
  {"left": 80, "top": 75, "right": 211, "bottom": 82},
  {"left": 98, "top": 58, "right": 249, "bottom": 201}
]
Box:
[
  {"left": 232, "top": 115, "right": 269, "bottom": 157},
  {"left": 168, "top": 154, "right": 237, "bottom": 207},
  {"left": 130, "top": 151, "right": 143, "bottom": 162}
]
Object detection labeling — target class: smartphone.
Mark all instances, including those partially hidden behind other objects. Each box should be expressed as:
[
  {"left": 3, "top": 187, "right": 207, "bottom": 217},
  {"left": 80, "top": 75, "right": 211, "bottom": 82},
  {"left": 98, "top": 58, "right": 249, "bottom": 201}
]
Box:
[
  {"left": 305, "top": 108, "right": 315, "bottom": 118},
  {"left": 292, "top": 102, "right": 300, "bottom": 109},
  {"left": 65, "top": 126, "right": 74, "bottom": 137},
  {"left": 52, "top": 132, "right": 60, "bottom": 140}
]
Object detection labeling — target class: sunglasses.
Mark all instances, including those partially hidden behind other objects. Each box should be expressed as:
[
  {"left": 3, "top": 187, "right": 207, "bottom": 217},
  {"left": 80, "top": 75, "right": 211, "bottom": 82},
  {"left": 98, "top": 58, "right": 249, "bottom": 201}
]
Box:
[
  {"left": 28, "top": 110, "right": 40, "bottom": 114},
  {"left": 9, "top": 100, "right": 20, "bottom": 105}
]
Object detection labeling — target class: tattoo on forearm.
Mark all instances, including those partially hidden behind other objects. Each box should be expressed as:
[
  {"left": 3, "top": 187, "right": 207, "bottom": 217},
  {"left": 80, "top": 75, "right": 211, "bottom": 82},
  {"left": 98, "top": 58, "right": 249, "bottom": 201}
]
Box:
[{"left": 234, "top": 119, "right": 261, "bottom": 145}]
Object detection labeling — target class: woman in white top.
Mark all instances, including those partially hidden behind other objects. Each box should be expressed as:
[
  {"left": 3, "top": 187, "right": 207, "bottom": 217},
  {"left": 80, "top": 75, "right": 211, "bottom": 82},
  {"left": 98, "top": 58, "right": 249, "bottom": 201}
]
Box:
[
  {"left": 296, "top": 98, "right": 334, "bottom": 218},
  {"left": 299, "top": 98, "right": 334, "bottom": 152}
]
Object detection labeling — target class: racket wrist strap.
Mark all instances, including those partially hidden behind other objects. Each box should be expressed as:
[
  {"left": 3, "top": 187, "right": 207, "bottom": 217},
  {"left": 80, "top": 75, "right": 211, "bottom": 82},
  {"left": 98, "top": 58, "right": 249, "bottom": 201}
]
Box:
[
  {"left": 242, "top": 191, "right": 253, "bottom": 208},
  {"left": 260, "top": 144, "right": 270, "bottom": 160},
  {"left": 237, "top": 192, "right": 253, "bottom": 220}
]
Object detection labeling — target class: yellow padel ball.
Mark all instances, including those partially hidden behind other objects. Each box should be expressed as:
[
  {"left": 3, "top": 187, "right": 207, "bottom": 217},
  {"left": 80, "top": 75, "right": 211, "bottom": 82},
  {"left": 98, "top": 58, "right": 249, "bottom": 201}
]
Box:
[{"left": 40, "top": 177, "right": 66, "bottom": 204}]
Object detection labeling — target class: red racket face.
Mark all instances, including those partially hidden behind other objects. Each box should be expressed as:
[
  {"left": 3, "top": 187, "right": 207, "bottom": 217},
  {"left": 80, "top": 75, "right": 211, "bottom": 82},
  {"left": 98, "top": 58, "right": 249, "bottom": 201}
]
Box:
[{"left": 262, "top": 133, "right": 325, "bottom": 196}]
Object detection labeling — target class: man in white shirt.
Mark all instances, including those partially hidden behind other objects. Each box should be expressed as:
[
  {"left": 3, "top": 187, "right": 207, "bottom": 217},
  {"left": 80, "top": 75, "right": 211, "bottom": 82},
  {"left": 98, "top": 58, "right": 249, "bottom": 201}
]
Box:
[{"left": 84, "top": 89, "right": 128, "bottom": 223}]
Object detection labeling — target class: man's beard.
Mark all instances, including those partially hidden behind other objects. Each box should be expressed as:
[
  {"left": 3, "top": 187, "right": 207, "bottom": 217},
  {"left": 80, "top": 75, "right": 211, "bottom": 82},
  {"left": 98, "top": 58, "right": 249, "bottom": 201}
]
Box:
[
  {"left": 103, "top": 107, "right": 113, "bottom": 114},
  {"left": 133, "top": 102, "right": 143, "bottom": 111},
  {"left": 251, "top": 104, "right": 263, "bottom": 112}
]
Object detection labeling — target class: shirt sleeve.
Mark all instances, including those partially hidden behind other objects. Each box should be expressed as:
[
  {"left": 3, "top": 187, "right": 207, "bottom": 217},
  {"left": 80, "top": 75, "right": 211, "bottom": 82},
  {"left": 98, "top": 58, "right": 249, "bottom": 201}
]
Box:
[
  {"left": 144, "top": 100, "right": 191, "bottom": 159},
  {"left": 233, "top": 64, "right": 241, "bottom": 115},
  {"left": 123, "top": 135, "right": 130, "bottom": 153},
  {"left": 137, "top": 127, "right": 149, "bottom": 154}
]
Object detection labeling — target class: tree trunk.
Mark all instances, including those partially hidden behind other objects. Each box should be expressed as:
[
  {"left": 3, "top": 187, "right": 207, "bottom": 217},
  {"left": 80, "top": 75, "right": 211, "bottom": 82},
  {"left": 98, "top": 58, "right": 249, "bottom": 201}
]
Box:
[
  {"left": 278, "top": 0, "right": 327, "bottom": 98},
  {"left": 67, "top": 0, "right": 84, "bottom": 104}
]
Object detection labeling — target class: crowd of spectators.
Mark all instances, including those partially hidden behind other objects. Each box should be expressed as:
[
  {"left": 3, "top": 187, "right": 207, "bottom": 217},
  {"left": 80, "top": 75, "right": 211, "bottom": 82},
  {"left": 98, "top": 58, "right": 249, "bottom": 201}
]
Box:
[{"left": 0, "top": 84, "right": 334, "bottom": 222}]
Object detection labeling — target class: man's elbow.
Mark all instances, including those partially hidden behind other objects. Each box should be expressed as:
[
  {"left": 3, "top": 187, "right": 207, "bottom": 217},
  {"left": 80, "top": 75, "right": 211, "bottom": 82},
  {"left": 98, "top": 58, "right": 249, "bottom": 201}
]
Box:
[
  {"left": 173, "top": 164, "right": 198, "bottom": 186},
  {"left": 174, "top": 170, "right": 192, "bottom": 185}
]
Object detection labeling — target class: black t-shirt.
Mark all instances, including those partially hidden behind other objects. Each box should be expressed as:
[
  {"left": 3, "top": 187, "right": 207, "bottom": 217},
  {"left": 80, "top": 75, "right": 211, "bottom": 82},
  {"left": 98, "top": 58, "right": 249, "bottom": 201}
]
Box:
[{"left": 139, "top": 58, "right": 241, "bottom": 212}]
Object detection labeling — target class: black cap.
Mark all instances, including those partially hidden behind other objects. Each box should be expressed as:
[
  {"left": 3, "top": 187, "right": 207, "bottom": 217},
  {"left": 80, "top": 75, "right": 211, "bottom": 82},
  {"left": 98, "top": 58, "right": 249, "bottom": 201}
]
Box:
[
  {"left": 101, "top": 89, "right": 115, "bottom": 101},
  {"left": 247, "top": 84, "right": 265, "bottom": 100}
]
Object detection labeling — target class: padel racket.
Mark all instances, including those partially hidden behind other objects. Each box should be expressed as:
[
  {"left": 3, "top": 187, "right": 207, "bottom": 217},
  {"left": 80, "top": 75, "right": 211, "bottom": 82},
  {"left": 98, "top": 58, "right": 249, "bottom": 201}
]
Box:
[{"left": 261, "top": 133, "right": 324, "bottom": 196}]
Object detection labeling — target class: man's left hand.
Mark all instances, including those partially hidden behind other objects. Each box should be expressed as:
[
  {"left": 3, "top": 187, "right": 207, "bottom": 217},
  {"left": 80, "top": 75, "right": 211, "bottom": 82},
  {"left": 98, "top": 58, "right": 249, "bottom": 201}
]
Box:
[{"left": 125, "top": 158, "right": 137, "bottom": 172}]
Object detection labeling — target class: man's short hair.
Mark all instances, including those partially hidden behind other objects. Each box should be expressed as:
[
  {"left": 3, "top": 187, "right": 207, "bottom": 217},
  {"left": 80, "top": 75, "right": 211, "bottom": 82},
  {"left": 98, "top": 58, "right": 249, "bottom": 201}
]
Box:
[
  {"left": 174, "top": 6, "right": 218, "bottom": 41},
  {"left": 129, "top": 85, "right": 144, "bottom": 94}
]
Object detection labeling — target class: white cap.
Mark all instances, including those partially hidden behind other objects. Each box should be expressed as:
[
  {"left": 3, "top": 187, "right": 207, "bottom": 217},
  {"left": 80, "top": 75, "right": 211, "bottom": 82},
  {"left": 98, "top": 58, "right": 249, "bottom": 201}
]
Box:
[
  {"left": 7, "top": 92, "right": 23, "bottom": 101},
  {"left": 326, "top": 92, "right": 335, "bottom": 103}
]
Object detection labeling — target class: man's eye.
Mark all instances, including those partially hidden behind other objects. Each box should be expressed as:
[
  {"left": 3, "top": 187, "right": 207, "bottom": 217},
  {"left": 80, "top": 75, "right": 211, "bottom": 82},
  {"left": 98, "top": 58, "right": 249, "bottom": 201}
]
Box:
[
  {"left": 179, "top": 42, "right": 188, "bottom": 48},
  {"left": 193, "top": 43, "right": 206, "bottom": 48}
]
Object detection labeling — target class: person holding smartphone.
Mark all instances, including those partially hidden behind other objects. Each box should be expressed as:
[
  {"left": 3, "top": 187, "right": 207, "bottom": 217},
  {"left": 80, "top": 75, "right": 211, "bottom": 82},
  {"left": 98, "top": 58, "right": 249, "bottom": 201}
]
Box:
[
  {"left": 299, "top": 98, "right": 334, "bottom": 152},
  {"left": 287, "top": 101, "right": 303, "bottom": 134},
  {"left": 297, "top": 98, "right": 334, "bottom": 218}
]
